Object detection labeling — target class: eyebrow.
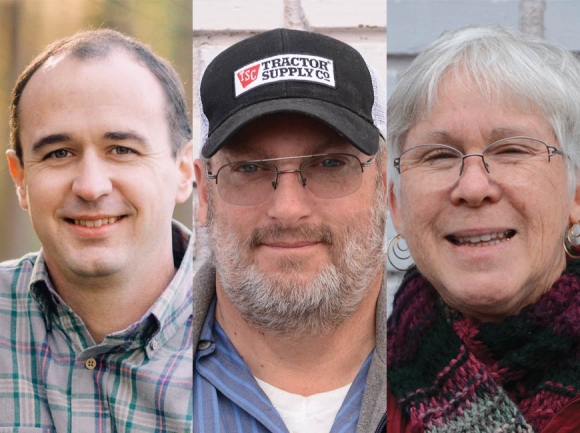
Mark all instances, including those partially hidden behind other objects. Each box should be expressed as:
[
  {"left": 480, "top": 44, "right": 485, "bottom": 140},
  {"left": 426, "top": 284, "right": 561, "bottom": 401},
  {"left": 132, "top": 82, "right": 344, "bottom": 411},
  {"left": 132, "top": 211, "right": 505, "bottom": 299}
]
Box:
[
  {"left": 32, "top": 133, "right": 73, "bottom": 154},
  {"left": 31, "top": 130, "right": 150, "bottom": 154},
  {"left": 414, "top": 130, "right": 457, "bottom": 146},
  {"left": 415, "top": 126, "right": 540, "bottom": 146},
  {"left": 488, "top": 127, "right": 536, "bottom": 142},
  {"left": 221, "top": 137, "right": 354, "bottom": 161},
  {"left": 306, "top": 138, "right": 354, "bottom": 155},
  {"left": 103, "top": 131, "right": 149, "bottom": 145}
]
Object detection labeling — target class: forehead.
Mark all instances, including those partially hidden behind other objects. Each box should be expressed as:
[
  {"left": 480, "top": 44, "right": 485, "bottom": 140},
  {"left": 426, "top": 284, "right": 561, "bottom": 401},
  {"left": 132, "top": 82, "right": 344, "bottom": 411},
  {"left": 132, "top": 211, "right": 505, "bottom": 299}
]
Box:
[
  {"left": 18, "top": 50, "right": 169, "bottom": 152},
  {"left": 405, "top": 72, "right": 554, "bottom": 148},
  {"left": 22, "top": 49, "right": 165, "bottom": 108},
  {"left": 218, "top": 113, "right": 358, "bottom": 160}
]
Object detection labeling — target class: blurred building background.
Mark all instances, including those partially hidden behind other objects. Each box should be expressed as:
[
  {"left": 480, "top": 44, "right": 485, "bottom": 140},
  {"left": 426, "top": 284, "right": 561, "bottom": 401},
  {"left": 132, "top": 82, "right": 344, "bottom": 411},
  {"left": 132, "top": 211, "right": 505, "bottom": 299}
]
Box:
[
  {"left": 192, "top": 0, "right": 387, "bottom": 272},
  {"left": 0, "top": 0, "right": 192, "bottom": 262},
  {"left": 387, "top": 0, "right": 580, "bottom": 314}
]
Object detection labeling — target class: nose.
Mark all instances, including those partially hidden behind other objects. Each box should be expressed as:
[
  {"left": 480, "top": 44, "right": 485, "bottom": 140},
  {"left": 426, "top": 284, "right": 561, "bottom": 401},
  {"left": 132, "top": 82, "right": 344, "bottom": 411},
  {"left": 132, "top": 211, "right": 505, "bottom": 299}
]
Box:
[
  {"left": 450, "top": 155, "right": 501, "bottom": 207},
  {"left": 459, "top": 153, "right": 489, "bottom": 175},
  {"left": 266, "top": 169, "right": 312, "bottom": 225},
  {"left": 71, "top": 154, "right": 113, "bottom": 201}
]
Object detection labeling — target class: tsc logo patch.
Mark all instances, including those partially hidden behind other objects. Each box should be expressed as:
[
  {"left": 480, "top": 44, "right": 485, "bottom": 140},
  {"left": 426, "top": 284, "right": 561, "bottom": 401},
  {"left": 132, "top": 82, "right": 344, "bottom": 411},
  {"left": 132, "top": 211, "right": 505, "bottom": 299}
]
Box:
[
  {"left": 237, "top": 64, "right": 261, "bottom": 89},
  {"left": 234, "top": 54, "right": 335, "bottom": 97}
]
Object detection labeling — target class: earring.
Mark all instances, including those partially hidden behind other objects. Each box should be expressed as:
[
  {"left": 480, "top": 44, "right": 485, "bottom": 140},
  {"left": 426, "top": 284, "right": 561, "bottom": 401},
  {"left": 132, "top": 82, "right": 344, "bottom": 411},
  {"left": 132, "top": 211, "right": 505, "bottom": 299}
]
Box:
[
  {"left": 387, "top": 234, "right": 416, "bottom": 272},
  {"left": 564, "top": 222, "right": 580, "bottom": 258}
]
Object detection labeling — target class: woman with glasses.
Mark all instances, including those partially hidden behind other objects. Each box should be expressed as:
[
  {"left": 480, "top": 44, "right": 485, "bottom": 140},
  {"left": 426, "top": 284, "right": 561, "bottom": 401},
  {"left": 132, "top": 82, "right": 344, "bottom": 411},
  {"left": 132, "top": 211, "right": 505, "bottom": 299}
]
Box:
[{"left": 387, "top": 25, "right": 580, "bottom": 432}]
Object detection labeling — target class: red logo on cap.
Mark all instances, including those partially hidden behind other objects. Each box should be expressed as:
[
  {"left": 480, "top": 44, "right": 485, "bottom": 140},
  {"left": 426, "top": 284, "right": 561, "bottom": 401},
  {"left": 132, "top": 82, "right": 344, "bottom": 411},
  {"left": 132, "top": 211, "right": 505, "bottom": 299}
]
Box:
[{"left": 237, "top": 64, "right": 261, "bottom": 89}]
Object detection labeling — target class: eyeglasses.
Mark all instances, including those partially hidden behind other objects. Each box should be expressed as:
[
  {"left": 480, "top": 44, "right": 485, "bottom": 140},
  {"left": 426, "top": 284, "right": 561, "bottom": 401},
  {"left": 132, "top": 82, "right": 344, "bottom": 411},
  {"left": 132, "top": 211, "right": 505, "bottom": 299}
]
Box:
[
  {"left": 394, "top": 136, "right": 563, "bottom": 181},
  {"left": 207, "top": 153, "right": 376, "bottom": 206}
]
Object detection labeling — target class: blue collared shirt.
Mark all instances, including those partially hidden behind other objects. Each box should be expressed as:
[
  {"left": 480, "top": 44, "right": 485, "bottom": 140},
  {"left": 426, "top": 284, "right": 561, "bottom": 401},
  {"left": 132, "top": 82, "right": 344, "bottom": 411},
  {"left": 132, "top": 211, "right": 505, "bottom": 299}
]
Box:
[{"left": 194, "top": 298, "right": 372, "bottom": 432}]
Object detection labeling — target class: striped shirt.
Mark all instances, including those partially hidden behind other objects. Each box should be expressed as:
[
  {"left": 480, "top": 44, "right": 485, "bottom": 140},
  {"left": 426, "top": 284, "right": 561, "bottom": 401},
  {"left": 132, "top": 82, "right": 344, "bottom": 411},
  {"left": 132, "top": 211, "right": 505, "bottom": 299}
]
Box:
[
  {"left": 193, "top": 298, "right": 372, "bottom": 432},
  {"left": 0, "top": 221, "right": 193, "bottom": 432}
]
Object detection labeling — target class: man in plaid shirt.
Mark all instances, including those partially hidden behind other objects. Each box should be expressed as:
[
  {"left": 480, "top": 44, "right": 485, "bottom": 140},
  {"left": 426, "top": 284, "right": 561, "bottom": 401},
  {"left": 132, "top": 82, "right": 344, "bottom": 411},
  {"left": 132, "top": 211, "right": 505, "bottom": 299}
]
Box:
[{"left": 1, "top": 29, "right": 194, "bottom": 431}]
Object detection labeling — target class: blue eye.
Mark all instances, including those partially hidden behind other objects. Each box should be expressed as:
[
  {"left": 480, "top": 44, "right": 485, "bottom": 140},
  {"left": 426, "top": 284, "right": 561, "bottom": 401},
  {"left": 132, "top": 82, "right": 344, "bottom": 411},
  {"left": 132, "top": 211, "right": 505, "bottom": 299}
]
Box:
[
  {"left": 307, "top": 155, "right": 350, "bottom": 170},
  {"left": 320, "top": 158, "right": 342, "bottom": 167},
  {"left": 236, "top": 164, "right": 260, "bottom": 173}
]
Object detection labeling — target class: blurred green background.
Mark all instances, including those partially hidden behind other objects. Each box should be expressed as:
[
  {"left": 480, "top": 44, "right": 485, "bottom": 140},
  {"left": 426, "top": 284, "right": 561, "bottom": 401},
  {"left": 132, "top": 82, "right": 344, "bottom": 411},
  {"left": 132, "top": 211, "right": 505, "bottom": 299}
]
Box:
[{"left": 0, "top": 0, "right": 193, "bottom": 261}]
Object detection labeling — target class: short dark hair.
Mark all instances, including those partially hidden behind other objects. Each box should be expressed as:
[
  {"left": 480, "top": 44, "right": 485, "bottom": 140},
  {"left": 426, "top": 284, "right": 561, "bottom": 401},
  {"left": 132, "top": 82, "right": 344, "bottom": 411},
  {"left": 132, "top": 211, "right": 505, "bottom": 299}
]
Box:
[{"left": 9, "top": 29, "right": 191, "bottom": 164}]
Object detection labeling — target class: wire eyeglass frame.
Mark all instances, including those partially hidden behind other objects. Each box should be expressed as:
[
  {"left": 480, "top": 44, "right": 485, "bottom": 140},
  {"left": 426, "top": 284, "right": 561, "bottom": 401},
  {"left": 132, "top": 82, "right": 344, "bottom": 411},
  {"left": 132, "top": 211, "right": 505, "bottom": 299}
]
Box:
[
  {"left": 206, "top": 152, "right": 376, "bottom": 206},
  {"left": 393, "top": 136, "right": 564, "bottom": 176}
]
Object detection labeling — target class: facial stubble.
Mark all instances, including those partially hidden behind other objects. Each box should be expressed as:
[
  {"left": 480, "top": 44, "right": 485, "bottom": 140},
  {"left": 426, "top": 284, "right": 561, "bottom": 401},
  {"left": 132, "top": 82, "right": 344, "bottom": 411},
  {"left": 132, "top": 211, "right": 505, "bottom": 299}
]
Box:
[{"left": 207, "top": 177, "right": 386, "bottom": 336}]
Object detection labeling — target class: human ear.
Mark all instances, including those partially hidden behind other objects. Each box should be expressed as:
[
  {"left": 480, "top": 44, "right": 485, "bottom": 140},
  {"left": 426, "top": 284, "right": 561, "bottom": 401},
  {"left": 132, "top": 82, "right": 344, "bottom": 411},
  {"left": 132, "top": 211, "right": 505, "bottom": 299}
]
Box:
[
  {"left": 388, "top": 181, "right": 404, "bottom": 236},
  {"left": 568, "top": 174, "right": 580, "bottom": 226},
  {"left": 6, "top": 150, "right": 29, "bottom": 210},
  {"left": 175, "top": 141, "right": 194, "bottom": 204}
]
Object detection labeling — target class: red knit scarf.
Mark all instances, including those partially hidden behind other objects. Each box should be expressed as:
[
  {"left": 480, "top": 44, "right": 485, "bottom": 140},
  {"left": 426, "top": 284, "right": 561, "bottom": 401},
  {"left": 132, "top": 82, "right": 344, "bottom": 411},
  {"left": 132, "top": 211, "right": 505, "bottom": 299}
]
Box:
[{"left": 388, "top": 261, "right": 580, "bottom": 432}]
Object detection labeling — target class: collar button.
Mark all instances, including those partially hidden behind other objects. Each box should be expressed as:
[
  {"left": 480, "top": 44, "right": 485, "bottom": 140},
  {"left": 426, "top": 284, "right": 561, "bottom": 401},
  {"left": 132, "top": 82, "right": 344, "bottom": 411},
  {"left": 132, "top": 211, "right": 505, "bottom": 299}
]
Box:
[{"left": 197, "top": 341, "right": 211, "bottom": 350}]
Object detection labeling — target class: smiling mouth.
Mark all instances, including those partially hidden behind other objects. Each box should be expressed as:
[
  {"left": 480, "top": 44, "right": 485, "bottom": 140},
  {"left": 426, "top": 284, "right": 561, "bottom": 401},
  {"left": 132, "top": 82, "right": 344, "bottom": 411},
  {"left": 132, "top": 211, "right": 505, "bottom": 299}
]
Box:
[
  {"left": 67, "top": 216, "right": 124, "bottom": 227},
  {"left": 447, "top": 230, "right": 516, "bottom": 247}
]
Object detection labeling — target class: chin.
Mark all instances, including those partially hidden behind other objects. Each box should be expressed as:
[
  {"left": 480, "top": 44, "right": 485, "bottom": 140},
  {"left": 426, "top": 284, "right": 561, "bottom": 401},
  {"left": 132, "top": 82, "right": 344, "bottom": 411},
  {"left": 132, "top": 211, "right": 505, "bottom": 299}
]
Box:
[
  {"left": 258, "top": 254, "right": 327, "bottom": 275},
  {"left": 67, "top": 257, "right": 123, "bottom": 278},
  {"left": 454, "top": 293, "right": 526, "bottom": 321},
  {"left": 441, "top": 281, "right": 525, "bottom": 318}
]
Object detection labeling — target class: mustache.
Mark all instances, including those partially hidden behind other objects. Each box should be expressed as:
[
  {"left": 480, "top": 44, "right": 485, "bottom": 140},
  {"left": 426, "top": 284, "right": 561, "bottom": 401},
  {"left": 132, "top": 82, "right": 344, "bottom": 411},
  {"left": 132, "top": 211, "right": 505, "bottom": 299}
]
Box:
[{"left": 249, "top": 224, "right": 334, "bottom": 247}]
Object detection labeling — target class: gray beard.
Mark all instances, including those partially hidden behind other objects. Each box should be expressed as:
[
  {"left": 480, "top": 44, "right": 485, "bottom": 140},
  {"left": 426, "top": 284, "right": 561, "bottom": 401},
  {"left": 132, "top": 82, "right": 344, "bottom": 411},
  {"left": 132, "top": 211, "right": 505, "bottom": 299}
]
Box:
[{"left": 207, "top": 188, "right": 386, "bottom": 336}]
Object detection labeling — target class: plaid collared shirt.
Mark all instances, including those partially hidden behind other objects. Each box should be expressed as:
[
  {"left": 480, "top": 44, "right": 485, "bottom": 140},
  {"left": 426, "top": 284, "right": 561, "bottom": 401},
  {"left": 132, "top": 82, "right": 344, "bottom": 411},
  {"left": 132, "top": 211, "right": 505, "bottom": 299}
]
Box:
[{"left": 0, "top": 221, "right": 193, "bottom": 432}]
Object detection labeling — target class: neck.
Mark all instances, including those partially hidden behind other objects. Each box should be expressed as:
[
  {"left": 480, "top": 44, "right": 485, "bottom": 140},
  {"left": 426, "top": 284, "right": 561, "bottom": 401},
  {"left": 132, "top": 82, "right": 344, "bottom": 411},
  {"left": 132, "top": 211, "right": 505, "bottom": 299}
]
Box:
[
  {"left": 47, "top": 245, "right": 176, "bottom": 344},
  {"left": 215, "top": 271, "right": 382, "bottom": 396}
]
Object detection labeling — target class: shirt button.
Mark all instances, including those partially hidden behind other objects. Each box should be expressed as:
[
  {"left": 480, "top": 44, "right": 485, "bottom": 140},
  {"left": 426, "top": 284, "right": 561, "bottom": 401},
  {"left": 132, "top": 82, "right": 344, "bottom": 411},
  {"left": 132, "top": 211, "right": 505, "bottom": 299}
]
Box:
[
  {"left": 198, "top": 341, "right": 211, "bottom": 350},
  {"left": 150, "top": 340, "right": 158, "bottom": 350},
  {"left": 85, "top": 358, "right": 97, "bottom": 370}
]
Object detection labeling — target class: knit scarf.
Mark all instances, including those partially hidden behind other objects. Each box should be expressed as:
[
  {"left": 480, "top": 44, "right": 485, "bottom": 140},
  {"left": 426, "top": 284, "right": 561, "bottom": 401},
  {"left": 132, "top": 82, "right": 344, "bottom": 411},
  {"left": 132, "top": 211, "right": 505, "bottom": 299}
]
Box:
[{"left": 387, "top": 259, "right": 580, "bottom": 433}]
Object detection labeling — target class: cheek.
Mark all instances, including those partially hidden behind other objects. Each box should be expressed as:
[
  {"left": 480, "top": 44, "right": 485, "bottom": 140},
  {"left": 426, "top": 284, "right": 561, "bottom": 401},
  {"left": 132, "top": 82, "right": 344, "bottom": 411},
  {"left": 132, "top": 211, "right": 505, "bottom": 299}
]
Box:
[
  {"left": 534, "top": 193, "right": 571, "bottom": 250},
  {"left": 209, "top": 198, "right": 260, "bottom": 235},
  {"left": 513, "top": 170, "right": 570, "bottom": 234},
  {"left": 399, "top": 184, "right": 443, "bottom": 232},
  {"left": 24, "top": 173, "right": 62, "bottom": 212}
]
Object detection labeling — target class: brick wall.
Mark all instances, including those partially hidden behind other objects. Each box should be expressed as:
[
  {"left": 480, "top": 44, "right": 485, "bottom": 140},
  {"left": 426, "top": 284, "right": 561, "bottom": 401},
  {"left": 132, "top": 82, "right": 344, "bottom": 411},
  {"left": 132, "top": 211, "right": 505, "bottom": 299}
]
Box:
[{"left": 192, "top": 0, "right": 387, "bottom": 271}]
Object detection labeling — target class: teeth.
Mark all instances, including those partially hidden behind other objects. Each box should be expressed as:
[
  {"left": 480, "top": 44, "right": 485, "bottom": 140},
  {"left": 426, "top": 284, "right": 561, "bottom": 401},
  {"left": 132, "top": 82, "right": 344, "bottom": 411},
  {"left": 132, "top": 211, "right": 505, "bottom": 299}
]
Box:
[
  {"left": 452, "top": 230, "right": 515, "bottom": 247},
  {"left": 74, "top": 217, "right": 121, "bottom": 227}
]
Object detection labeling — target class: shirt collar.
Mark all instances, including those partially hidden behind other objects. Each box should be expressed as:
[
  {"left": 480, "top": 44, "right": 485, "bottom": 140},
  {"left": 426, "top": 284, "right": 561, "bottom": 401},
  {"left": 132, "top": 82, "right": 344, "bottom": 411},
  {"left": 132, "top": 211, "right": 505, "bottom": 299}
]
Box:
[
  {"left": 195, "top": 296, "right": 217, "bottom": 356},
  {"left": 142, "top": 220, "right": 193, "bottom": 357},
  {"left": 28, "top": 220, "right": 193, "bottom": 356}
]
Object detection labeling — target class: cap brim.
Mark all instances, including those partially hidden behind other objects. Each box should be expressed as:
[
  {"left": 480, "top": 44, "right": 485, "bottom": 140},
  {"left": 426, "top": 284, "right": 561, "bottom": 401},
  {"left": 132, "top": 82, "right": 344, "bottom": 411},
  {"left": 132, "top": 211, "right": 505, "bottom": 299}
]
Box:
[{"left": 201, "top": 98, "right": 379, "bottom": 158}]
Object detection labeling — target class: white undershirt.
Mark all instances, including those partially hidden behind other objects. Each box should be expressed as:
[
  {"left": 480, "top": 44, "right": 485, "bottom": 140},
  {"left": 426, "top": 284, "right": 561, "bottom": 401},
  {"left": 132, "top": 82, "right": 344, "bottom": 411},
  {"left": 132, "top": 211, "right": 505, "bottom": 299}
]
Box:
[{"left": 256, "top": 378, "right": 352, "bottom": 433}]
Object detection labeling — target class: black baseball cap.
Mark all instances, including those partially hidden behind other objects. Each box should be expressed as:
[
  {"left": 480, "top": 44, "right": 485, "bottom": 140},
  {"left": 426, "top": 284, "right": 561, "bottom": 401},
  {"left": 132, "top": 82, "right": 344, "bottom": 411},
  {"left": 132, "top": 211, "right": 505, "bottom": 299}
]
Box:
[{"left": 198, "top": 28, "right": 385, "bottom": 158}]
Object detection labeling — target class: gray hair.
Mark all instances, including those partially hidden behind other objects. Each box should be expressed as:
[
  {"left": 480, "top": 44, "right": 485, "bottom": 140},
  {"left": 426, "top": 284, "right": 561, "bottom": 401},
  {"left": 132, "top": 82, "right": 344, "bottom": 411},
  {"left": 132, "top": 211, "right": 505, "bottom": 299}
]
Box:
[{"left": 388, "top": 25, "right": 580, "bottom": 197}]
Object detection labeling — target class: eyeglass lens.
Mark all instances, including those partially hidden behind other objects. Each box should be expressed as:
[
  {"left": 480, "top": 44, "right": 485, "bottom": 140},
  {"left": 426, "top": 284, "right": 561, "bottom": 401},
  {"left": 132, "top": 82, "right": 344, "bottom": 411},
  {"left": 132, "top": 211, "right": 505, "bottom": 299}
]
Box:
[
  {"left": 214, "top": 154, "right": 366, "bottom": 206},
  {"left": 396, "top": 137, "right": 560, "bottom": 183}
]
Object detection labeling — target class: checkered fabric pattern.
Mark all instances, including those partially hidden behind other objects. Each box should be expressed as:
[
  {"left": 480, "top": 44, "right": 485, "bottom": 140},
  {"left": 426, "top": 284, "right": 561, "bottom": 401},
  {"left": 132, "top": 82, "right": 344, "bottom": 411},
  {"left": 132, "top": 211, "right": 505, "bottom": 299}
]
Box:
[{"left": 0, "top": 221, "right": 193, "bottom": 432}]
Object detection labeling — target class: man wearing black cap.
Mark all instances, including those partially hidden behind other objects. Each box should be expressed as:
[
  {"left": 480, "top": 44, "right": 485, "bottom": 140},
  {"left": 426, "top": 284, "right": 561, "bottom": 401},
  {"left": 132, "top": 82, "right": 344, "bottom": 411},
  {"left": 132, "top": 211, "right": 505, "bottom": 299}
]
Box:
[{"left": 193, "top": 28, "right": 386, "bottom": 432}]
